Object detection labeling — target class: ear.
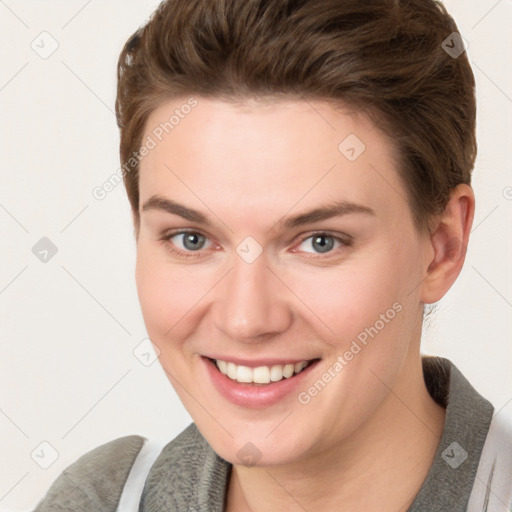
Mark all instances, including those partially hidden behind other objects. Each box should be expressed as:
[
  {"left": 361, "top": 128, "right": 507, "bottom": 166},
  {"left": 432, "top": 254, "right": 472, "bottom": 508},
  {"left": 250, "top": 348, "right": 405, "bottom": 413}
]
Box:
[{"left": 420, "top": 184, "right": 475, "bottom": 304}]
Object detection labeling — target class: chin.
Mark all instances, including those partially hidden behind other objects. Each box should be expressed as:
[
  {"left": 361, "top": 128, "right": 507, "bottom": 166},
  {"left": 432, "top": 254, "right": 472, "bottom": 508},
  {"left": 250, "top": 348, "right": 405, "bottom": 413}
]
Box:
[{"left": 192, "top": 413, "right": 315, "bottom": 467}]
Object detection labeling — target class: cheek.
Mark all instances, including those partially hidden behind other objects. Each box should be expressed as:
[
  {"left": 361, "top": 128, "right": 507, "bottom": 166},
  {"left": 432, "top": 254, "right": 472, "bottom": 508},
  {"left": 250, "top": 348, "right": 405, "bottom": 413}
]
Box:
[
  {"left": 286, "top": 257, "right": 407, "bottom": 345},
  {"left": 284, "top": 240, "right": 422, "bottom": 400},
  {"left": 135, "top": 243, "right": 209, "bottom": 346}
]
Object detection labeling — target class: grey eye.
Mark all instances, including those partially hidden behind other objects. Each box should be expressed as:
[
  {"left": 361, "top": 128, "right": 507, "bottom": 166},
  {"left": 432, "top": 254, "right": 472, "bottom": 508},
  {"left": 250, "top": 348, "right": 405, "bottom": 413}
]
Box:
[
  {"left": 297, "top": 234, "right": 341, "bottom": 254},
  {"left": 174, "top": 232, "right": 208, "bottom": 251},
  {"left": 311, "top": 234, "right": 335, "bottom": 253}
]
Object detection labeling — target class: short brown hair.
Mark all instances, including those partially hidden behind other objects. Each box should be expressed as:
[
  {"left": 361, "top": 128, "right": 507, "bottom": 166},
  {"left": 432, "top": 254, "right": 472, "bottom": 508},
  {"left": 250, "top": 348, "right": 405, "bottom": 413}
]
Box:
[{"left": 116, "top": 0, "right": 476, "bottom": 232}]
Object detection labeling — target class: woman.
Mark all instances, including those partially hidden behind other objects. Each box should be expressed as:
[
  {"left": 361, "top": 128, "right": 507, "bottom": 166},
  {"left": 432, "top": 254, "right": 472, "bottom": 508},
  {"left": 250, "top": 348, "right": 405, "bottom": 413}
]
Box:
[{"left": 35, "top": 0, "right": 512, "bottom": 510}]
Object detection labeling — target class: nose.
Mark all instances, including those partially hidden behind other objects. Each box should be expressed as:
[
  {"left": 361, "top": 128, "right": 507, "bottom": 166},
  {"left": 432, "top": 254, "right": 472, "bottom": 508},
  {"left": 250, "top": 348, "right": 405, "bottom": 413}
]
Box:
[{"left": 211, "top": 252, "right": 293, "bottom": 342}]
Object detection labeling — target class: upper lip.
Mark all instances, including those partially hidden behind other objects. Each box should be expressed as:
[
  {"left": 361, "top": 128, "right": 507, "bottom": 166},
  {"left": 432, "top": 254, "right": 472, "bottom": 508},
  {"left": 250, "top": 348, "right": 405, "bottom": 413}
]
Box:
[{"left": 202, "top": 355, "right": 320, "bottom": 368}]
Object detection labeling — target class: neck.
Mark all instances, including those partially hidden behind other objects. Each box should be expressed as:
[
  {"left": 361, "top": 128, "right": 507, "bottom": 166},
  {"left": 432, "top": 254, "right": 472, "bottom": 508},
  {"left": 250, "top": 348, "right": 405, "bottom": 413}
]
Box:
[{"left": 226, "top": 356, "right": 446, "bottom": 512}]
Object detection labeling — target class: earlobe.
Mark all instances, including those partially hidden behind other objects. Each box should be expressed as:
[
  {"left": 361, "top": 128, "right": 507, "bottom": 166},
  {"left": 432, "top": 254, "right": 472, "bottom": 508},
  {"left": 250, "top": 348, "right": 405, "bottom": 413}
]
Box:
[{"left": 420, "top": 184, "right": 475, "bottom": 304}]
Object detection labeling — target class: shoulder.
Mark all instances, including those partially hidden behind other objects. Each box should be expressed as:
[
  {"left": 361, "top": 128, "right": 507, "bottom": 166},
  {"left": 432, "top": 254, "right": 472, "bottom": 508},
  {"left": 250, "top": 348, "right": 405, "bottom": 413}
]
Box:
[
  {"left": 468, "top": 404, "right": 512, "bottom": 511},
  {"left": 34, "top": 435, "right": 145, "bottom": 512}
]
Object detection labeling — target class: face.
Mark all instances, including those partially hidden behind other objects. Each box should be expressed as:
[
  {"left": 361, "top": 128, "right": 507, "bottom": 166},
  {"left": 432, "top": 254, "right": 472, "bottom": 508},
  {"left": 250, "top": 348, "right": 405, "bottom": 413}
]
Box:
[{"left": 135, "top": 97, "right": 430, "bottom": 466}]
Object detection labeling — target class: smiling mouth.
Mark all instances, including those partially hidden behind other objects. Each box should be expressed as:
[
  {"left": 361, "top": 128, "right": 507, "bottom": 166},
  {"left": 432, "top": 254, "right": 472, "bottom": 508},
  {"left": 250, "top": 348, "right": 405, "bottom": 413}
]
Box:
[{"left": 207, "top": 357, "right": 320, "bottom": 385}]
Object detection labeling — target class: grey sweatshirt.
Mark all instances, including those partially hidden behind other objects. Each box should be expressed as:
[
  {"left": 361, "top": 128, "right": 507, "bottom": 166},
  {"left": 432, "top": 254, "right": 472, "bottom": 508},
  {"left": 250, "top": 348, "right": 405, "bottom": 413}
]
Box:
[{"left": 34, "top": 357, "right": 512, "bottom": 511}]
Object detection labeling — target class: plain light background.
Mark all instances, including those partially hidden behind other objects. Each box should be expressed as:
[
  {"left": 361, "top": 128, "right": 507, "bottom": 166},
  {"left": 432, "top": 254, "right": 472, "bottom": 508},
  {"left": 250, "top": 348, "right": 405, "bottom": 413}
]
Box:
[{"left": 0, "top": 1, "right": 510, "bottom": 510}]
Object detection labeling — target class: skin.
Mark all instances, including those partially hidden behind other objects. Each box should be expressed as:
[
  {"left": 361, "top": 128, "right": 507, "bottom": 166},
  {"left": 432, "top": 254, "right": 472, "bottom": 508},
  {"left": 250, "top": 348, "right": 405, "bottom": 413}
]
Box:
[{"left": 134, "top": 97, "right": 474, "bottom": 511}]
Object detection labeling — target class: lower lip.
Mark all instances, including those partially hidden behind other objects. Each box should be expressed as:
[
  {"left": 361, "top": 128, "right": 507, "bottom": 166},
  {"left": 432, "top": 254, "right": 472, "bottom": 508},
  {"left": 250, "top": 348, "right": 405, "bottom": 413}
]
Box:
[{"left": 202, "top": 356, "right": 320, "bottom": 409}]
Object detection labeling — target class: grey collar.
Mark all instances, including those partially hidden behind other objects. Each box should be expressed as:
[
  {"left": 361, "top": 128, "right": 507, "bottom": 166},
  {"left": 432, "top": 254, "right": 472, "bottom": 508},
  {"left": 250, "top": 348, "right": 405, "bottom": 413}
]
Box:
[
  {"left": 409, "top": 357, "right": 493, "bottom": 511},
  {"left": 141, "top": 357, "right": 493, "bottom": 512}
]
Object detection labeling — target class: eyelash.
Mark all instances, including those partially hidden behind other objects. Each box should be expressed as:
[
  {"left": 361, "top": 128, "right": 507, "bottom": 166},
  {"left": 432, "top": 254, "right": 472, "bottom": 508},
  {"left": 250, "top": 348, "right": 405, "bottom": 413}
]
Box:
[
  {"left": 159, "top": 229, "right": 352, "bottom": 260},
  {"left": 159, "top": 230, "right": 213, "bottom": 259}
]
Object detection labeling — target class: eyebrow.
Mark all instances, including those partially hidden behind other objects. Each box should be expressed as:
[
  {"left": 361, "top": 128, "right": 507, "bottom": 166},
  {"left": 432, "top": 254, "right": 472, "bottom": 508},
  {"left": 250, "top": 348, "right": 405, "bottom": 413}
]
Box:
[
  {"left": 141, "top": 195, "right": 375, "bottom": 231},
  {"left": 142, "top": 195, "right": 209, "bottom": 224}
]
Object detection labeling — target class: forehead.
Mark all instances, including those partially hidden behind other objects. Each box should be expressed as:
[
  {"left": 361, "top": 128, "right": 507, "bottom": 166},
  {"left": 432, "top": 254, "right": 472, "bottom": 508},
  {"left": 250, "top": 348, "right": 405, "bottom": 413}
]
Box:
[{"left": 138, "top": 97, "right": 408, "bottom": 227}]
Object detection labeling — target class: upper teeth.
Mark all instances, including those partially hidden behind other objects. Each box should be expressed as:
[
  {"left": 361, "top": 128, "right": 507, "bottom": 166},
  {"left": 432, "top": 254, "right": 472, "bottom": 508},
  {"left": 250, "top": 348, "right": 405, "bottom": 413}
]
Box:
[{"left": 215, "top": 359, "right": 310, "bottom": 384}]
